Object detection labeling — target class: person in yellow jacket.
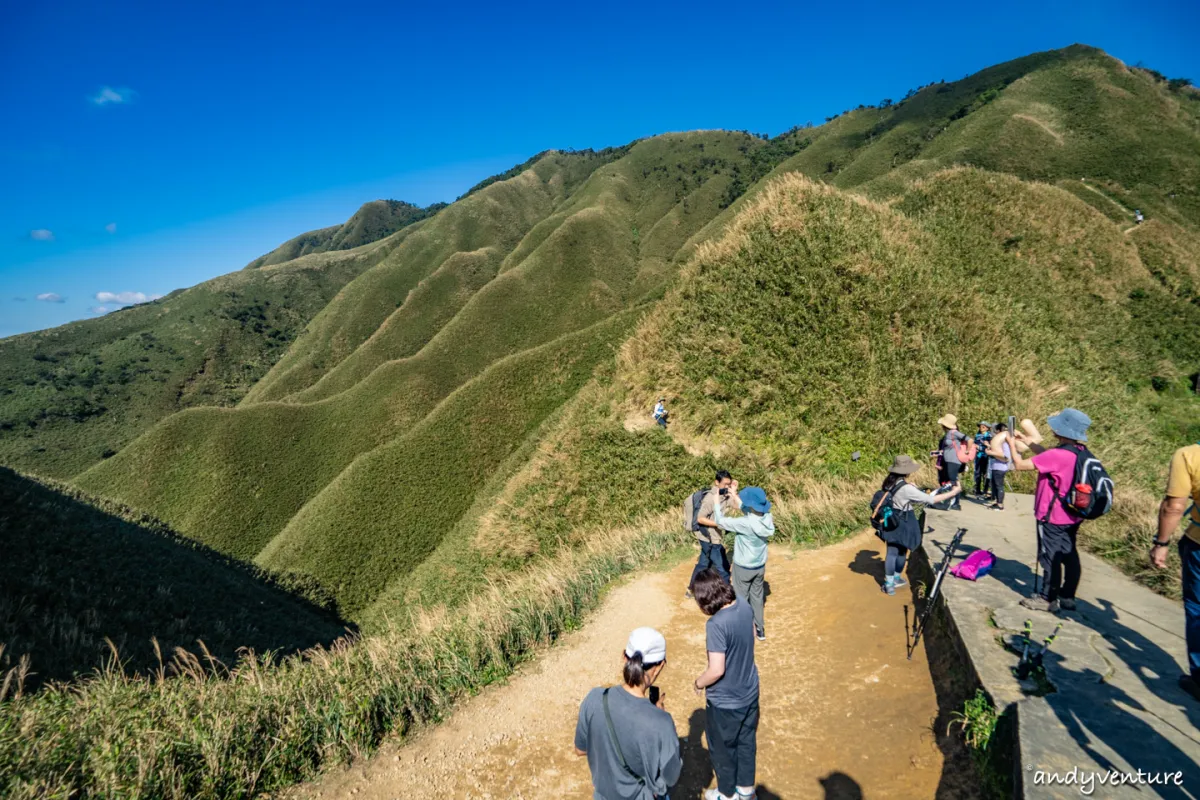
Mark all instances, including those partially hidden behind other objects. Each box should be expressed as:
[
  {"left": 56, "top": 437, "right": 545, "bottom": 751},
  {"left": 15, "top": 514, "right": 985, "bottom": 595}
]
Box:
[{"left": 1150, "top": 442, "right": 1200, "bottom": 701}]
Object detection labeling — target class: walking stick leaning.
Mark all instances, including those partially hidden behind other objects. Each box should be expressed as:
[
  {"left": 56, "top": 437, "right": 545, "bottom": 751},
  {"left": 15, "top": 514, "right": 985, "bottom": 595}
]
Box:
[{"left": 908, "top": 527, "right": 967, "bottom": 660}]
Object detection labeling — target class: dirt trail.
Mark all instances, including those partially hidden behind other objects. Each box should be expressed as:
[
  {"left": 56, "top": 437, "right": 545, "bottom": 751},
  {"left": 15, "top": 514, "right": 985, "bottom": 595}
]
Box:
[{"left": 297, "top": 534, "right": 963, "bottom": 799}]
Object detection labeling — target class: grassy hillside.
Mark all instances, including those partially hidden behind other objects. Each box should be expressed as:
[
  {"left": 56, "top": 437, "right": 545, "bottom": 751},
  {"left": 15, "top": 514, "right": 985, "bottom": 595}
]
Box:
[
  {"left": 244, "top": 199, "right": 445, "bottom": 269},
  {"left": 0, "top": 235, "right": 394, "bottom": 479},
  {"left": 75, "top": 132, "right": 794, "bottom": 614},
  {"left": 5, "top": 44, "right": 1200, "bottom": 799},
  {"left": 0, "top": 467, "right": 348, "bottom": 691}
]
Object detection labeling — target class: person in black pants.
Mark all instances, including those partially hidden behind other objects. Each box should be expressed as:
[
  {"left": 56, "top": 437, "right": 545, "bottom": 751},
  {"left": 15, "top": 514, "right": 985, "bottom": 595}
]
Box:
[
  {"left": 973, "top": 422, "right": 993, "bottom": 497},
  {"left": 933, "top": 413, "right": 966, "bottom": 510},
  {"left": 692, "top": 569, "right": 759, "bottom": 800}
]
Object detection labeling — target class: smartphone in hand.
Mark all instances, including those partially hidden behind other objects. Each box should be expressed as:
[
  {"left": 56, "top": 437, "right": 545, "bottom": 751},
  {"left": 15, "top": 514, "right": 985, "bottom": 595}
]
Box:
[{"left": 648, "top": 686, "right": 660, "bottom": 706}]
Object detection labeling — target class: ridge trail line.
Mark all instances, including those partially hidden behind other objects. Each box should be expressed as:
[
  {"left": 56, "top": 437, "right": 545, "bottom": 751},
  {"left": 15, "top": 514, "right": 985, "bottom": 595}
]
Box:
[{"left": 293, "top": 534, "right": 975, "bottom": 799}]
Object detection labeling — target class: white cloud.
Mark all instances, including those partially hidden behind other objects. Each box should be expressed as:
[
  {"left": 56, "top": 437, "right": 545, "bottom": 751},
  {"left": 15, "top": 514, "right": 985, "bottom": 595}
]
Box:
[
  {"left": 104, "top": 222, "right": 117, "bottom": 233},
  {"left": 30, "top": 229, "right": 54, "bottom": 241},
  {"left": 90, "top": 86, "right": 137, "bottom": 106},
  {"left": 36, "top": 293, "right": 65, "bottom": 303},
  {"left": 90, "top": 305, "right": 110, "bottom": 315},
  {"left": 95, "top": 290, "right": 162, "bottom": 306}
]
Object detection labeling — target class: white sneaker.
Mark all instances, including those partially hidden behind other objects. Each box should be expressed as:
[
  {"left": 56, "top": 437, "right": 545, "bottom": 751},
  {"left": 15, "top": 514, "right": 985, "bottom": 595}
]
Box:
[{"left": 704, "top": 790, "right": 735, "bottom": 800}]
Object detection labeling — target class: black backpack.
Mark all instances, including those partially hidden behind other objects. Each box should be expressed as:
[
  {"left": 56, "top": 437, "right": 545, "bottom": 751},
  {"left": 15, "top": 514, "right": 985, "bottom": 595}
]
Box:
[
  {"left": 1043, "top": 443, "right": 1114, "bottom": 522},
  {"left": 869, "top": 487, "right": 905, "bottom": 535}
]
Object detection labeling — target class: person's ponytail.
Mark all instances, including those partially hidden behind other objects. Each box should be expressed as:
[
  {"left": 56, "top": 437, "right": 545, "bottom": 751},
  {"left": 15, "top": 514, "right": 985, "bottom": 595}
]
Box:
[{"left": 623, "top": 651, "right": 646, "bottom": 687}]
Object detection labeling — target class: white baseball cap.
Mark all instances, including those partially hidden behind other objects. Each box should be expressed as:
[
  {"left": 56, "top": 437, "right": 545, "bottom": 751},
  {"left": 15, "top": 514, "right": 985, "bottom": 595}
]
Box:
[{"left": 624, "top": 627, "right": 667, "bottom": 663}]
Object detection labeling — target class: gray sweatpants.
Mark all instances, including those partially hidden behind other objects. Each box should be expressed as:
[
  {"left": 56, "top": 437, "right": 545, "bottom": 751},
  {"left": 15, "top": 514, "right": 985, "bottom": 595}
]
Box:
[{"left": 732, "top": 563, "right": 766, "bottom": 634}]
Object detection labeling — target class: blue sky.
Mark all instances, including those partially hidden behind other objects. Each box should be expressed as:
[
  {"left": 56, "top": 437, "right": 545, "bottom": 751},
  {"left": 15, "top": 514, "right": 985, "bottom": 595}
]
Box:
[{"left": 3, "top": 0, "right": 1197, "bottom": 338}]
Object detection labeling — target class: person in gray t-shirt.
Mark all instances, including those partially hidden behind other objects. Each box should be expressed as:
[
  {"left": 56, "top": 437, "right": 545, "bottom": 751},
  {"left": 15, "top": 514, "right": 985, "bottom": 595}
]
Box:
[
  {"left": 575, "top": 627, "right": 681, "bottom": 799},
  {"left": 691, "top": 569, "right": 759, "bottom": 800}
]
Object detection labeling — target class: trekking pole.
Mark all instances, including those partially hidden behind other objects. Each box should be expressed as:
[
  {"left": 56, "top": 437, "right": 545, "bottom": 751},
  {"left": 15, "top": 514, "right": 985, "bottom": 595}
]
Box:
[
  {"left": 908, "top": 527, "right": 967, "bottom": 660},
  {"left": 1031, "top": 622, "right": 1064, "bottom": 673},
  {"left": 1014, "top": 619, "right": 1034, "bottom": 680}
]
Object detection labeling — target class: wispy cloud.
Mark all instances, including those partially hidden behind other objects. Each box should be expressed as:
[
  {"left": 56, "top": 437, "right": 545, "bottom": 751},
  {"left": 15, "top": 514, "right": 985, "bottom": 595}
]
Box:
[
  {"left": 90, "top": 86, "right": 137, "bottom": 106},
  {"left": 36, "top": 293, "right": 65, "bottom": 303},
  {"left": 30, "top": 229, "right": 54, "bottom": 241},
  {"left": 95, "top": 290, "right": 162, "bottom": 306},
  {"left": 90, "top": 305, "right": 110, "bottom": 315},
  {"left": 104, "top": 222, "right": 117, "bottom": 233}
]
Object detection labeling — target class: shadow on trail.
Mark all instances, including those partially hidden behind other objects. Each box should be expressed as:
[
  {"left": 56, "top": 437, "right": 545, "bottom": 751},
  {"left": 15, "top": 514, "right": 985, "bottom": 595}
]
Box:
[
  {"left": 923, "top": 527, "right": 1200, "bottom": 796},
  {"left": 818, "top": 771, "right": 863, "bottom": 799},
  {"left": 671, "top": 707, "right": 794, "bottom": 800},
  {"left": 848, "top": 548, "right": 885, "bottom": 585}
]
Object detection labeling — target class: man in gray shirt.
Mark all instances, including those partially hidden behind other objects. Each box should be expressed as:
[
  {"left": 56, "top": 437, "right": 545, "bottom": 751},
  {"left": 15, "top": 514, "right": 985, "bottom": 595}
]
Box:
[{"left": 575, "top": 627, "right": 681, "bottom": 799}]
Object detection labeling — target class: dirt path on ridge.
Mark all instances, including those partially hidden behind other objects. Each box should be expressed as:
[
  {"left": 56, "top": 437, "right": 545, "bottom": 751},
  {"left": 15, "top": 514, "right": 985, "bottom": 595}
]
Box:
[{"left": 296, "top": 533, "right": 966, "bottom": 799}]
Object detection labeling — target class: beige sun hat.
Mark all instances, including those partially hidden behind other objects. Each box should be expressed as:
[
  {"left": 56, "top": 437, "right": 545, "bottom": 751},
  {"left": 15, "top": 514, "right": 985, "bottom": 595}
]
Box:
[
  {"left": 889, "top": 454, "right": 922, "bottom": 475},
  {"left": 937, "top": 413, "right": 958, "bottom": 429}
]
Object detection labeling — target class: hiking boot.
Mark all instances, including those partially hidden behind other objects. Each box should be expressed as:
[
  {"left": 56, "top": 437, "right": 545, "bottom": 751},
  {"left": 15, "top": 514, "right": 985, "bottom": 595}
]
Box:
[
  {"left": 1020, "top": 596, "right": 1060, "bottom": 613},
  {"left": 882, "top": 577, "right": 896, "bottom": 596},
  {"left": 892, "top": 576, "right": 909, "bottom": 590},
  {"left": 1179, "top": 675, "right": 1200, "bottom": 702},
  {"left": 1058, "top": 598, "right": 1077, "bottom": 611}
]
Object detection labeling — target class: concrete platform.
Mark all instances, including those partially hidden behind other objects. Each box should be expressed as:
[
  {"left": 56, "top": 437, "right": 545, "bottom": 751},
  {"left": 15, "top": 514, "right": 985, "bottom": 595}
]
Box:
[{"left": 921, "top": 493, "right": 1200, "bottom": 798}]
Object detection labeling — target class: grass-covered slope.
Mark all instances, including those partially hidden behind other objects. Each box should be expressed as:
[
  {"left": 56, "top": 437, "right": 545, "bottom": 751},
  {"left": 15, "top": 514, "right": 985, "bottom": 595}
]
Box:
[
  {"left": 74, "top": 132, "right": 789, "bottom": 614},
  {"left": 0, "top": 467, "right": 348, "bottom": 691},
  {"left": 244, "top": 199, "right": 445, "bottom": 269},
  {"left": 0, "top": 246, "right": 383, "bottom": 478}
]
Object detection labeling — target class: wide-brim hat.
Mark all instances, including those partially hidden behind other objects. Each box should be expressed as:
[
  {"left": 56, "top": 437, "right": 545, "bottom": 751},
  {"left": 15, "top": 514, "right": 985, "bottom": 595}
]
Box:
[
  {"left": 739, "top": 486, "right": 772, "bottom": 513},
  {"left": 1047, "top": 408, "right": 1091, "bottom": 443},
  {"left": 938, "top": 414, "right": 958, "bottom": 429},
  {"left": 889, "top": 454, "right": 922, "bottom": 475}
]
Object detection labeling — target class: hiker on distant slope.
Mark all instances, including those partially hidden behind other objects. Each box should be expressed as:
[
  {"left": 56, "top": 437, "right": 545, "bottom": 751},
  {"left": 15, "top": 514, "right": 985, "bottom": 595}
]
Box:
[
  {"left": 985, "top": 422, "right": 1013, "bottom": 511},
  {"left": 973, "top": 422, "right": 994, "bottom": 498},
  {"left": 653, "top": 397, "right": 669, "bottom": 429},
  {"left": 931, "top": 414, "right": 967, "bottom": 511},
  {"left": 713, "top": 484, "right": 775, "bottom": 641},
  {"left": 686, "top": 470, "right": 735, "bottom": 598},
  {"left": 871, "top": 455, "right": 962, "bottom": 595},
  {"left": 692, "top": 569, "right": 759, "bottom": 800},
  {"left": 1011, "top": 408, "right": 1107, "bottom": 613},
  {"left": 1149, "top": 440, "right": 1200, "bottom": 702},
  {"left": 575, "top": 627, "right": 681, "bottom": 799}
]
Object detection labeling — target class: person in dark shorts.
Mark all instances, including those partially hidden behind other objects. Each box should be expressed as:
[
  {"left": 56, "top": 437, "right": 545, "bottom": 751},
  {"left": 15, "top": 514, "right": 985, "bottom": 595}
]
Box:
[
  {"left": 933, "top": 413, "right": 966, "bottom": 510},
  {"left": 692, "top": 569, "right": 759, "bottom": 800},
  {"left": 575, "top": 627, "right": 681, "bottom": 799},
  {"left": 973, "top": 422, "right": 993, "bottom": 497}
]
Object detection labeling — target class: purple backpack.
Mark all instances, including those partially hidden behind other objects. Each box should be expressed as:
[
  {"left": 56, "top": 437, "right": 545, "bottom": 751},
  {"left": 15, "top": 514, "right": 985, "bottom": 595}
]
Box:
[{"left": 950, "top": 549, "right": 995, "bottom": 581}]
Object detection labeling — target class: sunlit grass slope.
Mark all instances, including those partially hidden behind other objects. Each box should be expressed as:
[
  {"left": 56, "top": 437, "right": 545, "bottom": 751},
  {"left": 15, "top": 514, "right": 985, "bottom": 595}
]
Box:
[
  {"left": 0, "top": 244, "right": 384, "bottom": 478},
  {"left": 75, "top": 132, "right": 791, "bottom": 614},
  {"left": 244, "top": 199, "right": 445, "bottom": 269}
]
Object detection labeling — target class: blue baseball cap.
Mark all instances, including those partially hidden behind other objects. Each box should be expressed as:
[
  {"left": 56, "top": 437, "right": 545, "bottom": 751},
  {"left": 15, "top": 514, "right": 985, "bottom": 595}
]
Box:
[{"left": 739, "top": 486, "right": 772, "bottom": 513}]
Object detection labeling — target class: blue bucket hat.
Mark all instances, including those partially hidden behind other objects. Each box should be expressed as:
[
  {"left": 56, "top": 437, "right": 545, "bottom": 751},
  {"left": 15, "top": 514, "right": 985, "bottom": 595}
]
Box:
[
  {"left": 739, "top": 486, "right": 772, "bottom": 514},
  {"left": 1047, "top": 408, "right": 1091, "bottom": 443}
]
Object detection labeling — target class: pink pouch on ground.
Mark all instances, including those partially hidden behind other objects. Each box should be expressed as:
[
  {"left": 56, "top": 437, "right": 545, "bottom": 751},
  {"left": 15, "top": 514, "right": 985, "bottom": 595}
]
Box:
[{"left": 950, "top": 549, "right": 995, "bottom": 581}]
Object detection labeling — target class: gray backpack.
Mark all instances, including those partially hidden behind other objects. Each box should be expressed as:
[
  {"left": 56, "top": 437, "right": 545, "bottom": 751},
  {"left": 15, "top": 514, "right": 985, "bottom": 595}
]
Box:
[{"left": 682, "top": 488, "right": 708, "bottom": 532}]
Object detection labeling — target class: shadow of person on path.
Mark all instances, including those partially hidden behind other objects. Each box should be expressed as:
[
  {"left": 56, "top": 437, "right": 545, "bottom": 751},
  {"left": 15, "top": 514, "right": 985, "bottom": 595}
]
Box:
[
  {"left": 754, "top": 785, "right": 784, "bottom": 800},
  {"left": 674, "top": 707, "right": 713, "bottom": 799},
  {"left": 818, "top": 771, "right": 863, "bottom": 798},
  {"left": 849, "top": 548, "right": 886, "bottom": 584}
]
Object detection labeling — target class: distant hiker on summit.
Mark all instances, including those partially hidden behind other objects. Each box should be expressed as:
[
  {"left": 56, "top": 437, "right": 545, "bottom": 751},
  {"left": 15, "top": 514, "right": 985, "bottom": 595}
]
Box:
[
  {"left": 1011, "top": 409, "right": 1113, "bottom": 613},
  {"left": 685, "top": 470, "right": 735, "bottom": 598},
  {"left": 653, "top": 397, "right": 669, "bottom": 429},
  {"left": 931, "top": 414, "right": 968, "bottom": 510},
  {"left": 713, "top": 484, "right": 775, "bottom": 640},
  {"left": 1150, "top": 440, "right": 1200, "bottom": 701},
  {"left": 870, "top": 455, "right": 962, "bottom": 595},
  {"left": 574, "top": 627, "right": 681, "bottom": 799}
]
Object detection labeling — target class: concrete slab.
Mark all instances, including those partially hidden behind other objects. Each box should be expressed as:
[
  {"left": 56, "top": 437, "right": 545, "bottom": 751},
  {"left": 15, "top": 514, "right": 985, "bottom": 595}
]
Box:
[{"left": 921, "top": 493, "right": 1200, "bottom": 798}]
